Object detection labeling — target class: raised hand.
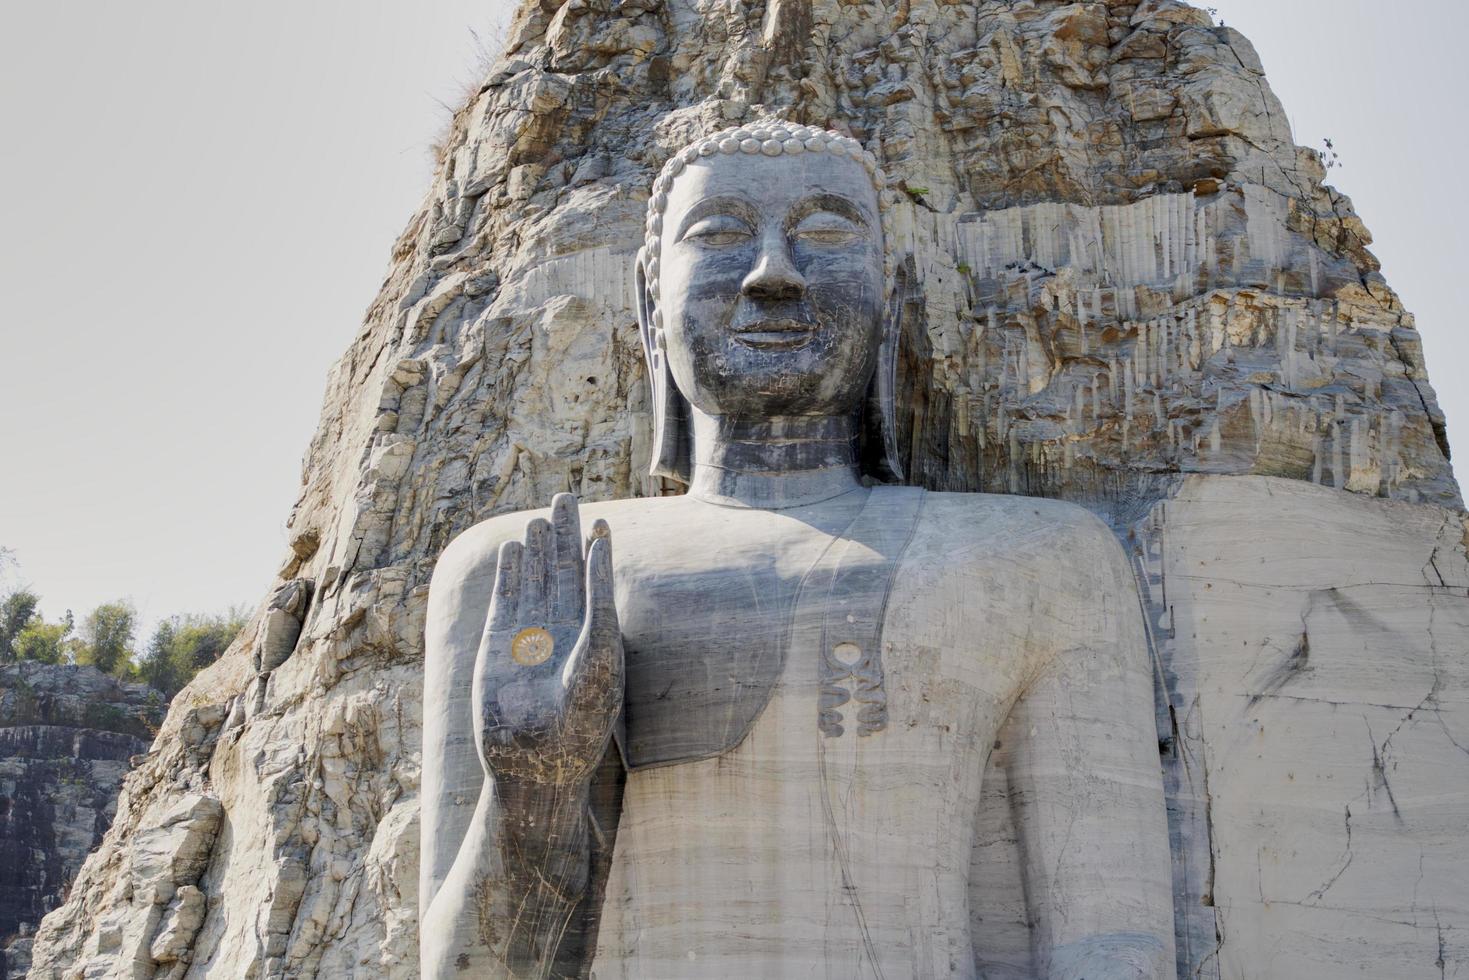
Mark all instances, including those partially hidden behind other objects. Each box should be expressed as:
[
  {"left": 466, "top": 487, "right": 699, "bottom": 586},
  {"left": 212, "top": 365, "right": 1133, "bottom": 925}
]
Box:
[{"left": 473, "top": 493, "right": 623, "bottom": 787}]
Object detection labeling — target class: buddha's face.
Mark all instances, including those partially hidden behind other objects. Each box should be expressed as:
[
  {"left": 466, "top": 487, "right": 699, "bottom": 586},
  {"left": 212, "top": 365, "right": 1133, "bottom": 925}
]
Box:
[{"left": 653, "top": 151, "right": 885, "bottom": 418}]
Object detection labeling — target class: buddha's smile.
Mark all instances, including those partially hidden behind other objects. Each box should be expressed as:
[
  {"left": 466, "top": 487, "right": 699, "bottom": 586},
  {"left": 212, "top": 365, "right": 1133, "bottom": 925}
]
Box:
[{"left": 730, "top": 315, "right": 817, "bottom": 350}]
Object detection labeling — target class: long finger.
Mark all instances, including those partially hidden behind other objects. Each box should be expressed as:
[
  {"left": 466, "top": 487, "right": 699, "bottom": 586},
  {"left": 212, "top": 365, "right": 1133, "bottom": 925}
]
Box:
[
  {"left": 519, "top": 517, "right": 553, "bottom": 626},
  {"left": 584, "top": 525, "right": 619, "bottom": 652},
  {"left": 550, "top": 493, "right": 585, "bottom": 624},
  {"left": 485, "top": 539, "right": 523, "bottom": 637},
  {"left": 565, "top": 529, "right": 621, "bottom": 699}
]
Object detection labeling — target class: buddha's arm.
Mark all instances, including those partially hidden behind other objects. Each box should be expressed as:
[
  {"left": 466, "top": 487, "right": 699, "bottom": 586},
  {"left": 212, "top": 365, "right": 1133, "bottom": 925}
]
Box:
[
  {"left": 420, "top": 571, "right": 596, "bottom": 979},
  {"left": 420, "top": 496, "right": 623, "bottom": 980},
  {"left": 421, "top": 775, "right": 595, "bottom": 978},
  {"left": 1002, "top": 526, "right": 1175, "bottom": 979}
]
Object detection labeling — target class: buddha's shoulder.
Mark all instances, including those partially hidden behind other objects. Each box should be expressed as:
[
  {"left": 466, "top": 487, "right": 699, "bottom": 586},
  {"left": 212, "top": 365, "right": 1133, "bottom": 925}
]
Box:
[
  {"left": 909, "top": 490, "right": 1113, "bottom": 541},
  {"left": 904, "top": 490, "right": 1127, "bottom": 577},
  {"left": 896, "top": 493, "right": 1141, "bottom": 659}
]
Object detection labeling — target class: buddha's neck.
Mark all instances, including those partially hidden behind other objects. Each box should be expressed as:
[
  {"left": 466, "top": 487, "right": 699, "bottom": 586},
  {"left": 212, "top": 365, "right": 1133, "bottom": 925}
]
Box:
[{"left": 687, "top": 410, "right": 864, "bottom": 510}]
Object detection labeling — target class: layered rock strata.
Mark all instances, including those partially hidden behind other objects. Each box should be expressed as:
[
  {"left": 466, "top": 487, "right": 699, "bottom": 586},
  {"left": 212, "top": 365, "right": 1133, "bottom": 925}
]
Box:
[
  {"left": 0, "top": 664, "right": 163, "bottom": 979},
  {"left": 28, "top": 1, "right": 1461, "bottom": 977}
]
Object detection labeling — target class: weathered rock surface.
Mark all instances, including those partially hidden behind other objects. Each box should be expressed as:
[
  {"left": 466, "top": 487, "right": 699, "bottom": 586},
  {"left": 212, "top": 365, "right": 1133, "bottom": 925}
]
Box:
[
  {"left": 1134, "top": 476, "right": 1469, "bottom": 978},
  {"left": 27, "top": 1, "right": 1461, "bottom": 977},
  {"left": 0, "top": 664, "right": 163, "bottom": 979}
]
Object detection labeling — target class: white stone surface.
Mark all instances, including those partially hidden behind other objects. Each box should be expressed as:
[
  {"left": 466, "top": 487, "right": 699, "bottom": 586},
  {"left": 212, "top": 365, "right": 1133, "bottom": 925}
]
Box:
[{"left": 1134, "top": 475, "right": 1469, "bottom": 978}]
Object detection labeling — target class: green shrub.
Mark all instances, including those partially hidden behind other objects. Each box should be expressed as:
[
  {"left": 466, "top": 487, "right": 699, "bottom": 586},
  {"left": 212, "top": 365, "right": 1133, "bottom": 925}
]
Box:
[{"left": 138, "top": 610, "right": 247, "bottom": 697}]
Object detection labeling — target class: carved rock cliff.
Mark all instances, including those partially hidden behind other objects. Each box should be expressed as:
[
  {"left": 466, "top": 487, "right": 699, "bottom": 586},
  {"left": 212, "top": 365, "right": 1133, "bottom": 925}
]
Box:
[
  {"left": 0, "top": 664, "right": 163, "bottom": 979},
  {"left": 28, "top": 1, "right": 1463, "bottom": 977}
]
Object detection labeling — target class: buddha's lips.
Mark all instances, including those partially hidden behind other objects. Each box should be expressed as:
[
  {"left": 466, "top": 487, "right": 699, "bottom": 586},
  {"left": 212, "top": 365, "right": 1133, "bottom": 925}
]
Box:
[{"left": 730, "top": 318, "right": 817, "bottom": 350}]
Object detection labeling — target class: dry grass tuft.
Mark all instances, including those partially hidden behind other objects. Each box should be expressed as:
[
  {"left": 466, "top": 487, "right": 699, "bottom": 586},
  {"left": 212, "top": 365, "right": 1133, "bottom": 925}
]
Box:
[{"left": 429, "top": 18, "right": 511, "bottom": 166}]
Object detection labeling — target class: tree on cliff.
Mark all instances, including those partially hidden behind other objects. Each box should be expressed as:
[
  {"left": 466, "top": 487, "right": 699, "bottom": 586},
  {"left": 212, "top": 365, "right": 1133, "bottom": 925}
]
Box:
[
  {"left": 0, "top": 588, "right": 40, "bottom": 661},
  {"left": 1, "top": 582, "right": 242, "bottom": 690},
  {"left": 13, "top": 614, "right": 72, "bottom": 665},
  {"left": 71, "top": 601, "right": 138, "bottom": 675},
  {"left": 1, "top": 587, "right": 74, "bottom": 665},
  {"left": 138, "top": 609, "right": 247, "bottom": 696}
]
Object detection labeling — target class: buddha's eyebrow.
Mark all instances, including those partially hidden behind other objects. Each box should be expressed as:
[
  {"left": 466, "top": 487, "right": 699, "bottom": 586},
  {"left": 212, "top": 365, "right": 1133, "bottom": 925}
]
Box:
[
  {"left": 788, "top": 193, "right": 873, "bottom": 229},
  {"left": 672, "top": 195, "right": 760, "bottom": 242}
]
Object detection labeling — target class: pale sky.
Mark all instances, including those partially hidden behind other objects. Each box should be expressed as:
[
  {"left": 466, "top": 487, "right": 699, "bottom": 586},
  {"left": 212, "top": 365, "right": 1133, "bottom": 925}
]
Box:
[{"left": 2, "top": 1, "right": 1465, "bottom": 641}]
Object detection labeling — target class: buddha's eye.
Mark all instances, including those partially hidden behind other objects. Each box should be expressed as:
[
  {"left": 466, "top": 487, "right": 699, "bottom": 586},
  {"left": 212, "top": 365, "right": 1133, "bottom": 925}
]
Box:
[
  {"left": 681, "top": 215, "right": 754, "bottom": 247},
  {"left": 793, "top": 212, "right": 863, "bottom": 246}
]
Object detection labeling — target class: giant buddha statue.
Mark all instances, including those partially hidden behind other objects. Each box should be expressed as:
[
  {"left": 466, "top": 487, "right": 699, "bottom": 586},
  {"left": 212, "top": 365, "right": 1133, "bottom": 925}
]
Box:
[{"left": 419, "top": 122, "right": 1174, "bottom": 979}]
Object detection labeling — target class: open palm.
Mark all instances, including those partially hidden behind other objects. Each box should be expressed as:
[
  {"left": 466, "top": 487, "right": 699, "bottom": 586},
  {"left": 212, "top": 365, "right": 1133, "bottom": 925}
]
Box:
[{"left": 473, "top": 493, "right": 623, "bottom": 786}]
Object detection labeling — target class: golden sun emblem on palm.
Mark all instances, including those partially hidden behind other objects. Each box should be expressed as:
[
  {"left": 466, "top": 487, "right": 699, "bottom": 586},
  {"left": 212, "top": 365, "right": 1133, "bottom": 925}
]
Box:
[{"left": 510, "top": 626, "right": 554, "bottom": 666}]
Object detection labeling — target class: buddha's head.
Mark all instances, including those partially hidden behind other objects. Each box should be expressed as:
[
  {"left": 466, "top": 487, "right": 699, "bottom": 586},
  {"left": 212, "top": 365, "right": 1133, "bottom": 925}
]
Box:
[{"left": 636, "top": 121, "right": 903, "bottom": 483}]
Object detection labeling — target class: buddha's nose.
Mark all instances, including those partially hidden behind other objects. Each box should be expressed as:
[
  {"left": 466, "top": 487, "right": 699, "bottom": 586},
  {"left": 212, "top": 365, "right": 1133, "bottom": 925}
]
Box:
[{"left": 741, "top": 235, "right": 807, "bottom": 302}]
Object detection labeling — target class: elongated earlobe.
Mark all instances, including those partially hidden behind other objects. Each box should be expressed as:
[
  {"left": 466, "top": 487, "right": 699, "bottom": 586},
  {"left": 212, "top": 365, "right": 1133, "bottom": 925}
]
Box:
[
  {"left": 636, "top": 250, "right": 691, "bottom": 484},
  {"left": 861, "top": 264, "right": 905, "bottom": 484}
]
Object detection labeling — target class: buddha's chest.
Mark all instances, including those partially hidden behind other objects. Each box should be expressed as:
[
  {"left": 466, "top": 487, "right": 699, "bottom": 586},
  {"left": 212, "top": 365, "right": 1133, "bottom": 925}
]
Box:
[
  {"left": 609, "top": 530, "right": 1017, "bottom": 774},
  {"left": 612, "top": 529, "right": 831, "bottom": 768},
  {"left": 586, "top": 496, "right": 1032, "bottom": 978},
  {"left": 595, "top": 592, "right": 1010, "bottom": 980}
]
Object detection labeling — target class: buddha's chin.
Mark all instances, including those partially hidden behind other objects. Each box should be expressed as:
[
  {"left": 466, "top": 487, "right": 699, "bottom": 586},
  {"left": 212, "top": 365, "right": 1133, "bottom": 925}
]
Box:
[{"left": 694, "top": 364, "right": 863, "bottom": 418}]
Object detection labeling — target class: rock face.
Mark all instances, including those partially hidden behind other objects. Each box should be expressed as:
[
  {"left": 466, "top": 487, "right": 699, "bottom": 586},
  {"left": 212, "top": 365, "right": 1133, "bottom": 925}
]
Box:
[
  {"left": 27, "top": 1, "right": 1463, "bottom": 977},
  {"left": 1135, "top": 477, "right": 1469, "bottom": 977},
  {"left": 0, "top": 663, "right": 163, "bottom": 979}
]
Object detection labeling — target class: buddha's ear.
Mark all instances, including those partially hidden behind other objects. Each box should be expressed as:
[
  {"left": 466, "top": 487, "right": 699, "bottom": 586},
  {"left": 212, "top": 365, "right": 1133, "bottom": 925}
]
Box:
[
  {"left": 634, "top": 247, "right": 656, "bottom": 356},
  {"left": 635, "top": 249, "right": 691, "bottom": 485},
  {"left": 861, "top": 263, "right": 907, "bottom": 484}
]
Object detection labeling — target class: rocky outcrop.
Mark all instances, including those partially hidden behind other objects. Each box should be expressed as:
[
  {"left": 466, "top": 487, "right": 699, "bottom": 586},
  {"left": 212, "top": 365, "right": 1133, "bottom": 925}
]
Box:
[
  {"left": 27, "top": 1, "right": 1461, "bottom": 977},
  {"left": 0, "top": 664, "right": 163, "bottom": 979}
]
